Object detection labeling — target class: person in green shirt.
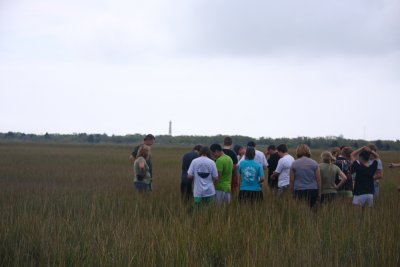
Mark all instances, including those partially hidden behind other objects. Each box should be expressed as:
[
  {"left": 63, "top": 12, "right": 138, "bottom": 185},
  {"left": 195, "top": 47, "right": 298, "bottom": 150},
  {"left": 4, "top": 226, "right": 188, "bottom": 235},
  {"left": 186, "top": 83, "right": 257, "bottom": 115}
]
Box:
[
  {"left": 319, "top": 151, "right": 347, "bottom": 203},
  {"left": 210, "top": 144, "right": 233, "bottom": 204}
]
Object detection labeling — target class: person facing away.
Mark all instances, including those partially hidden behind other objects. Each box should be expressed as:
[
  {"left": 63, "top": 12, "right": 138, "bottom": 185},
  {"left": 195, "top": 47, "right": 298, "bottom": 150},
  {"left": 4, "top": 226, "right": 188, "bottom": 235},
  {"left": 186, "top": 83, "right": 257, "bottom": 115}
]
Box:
[
  {"left": 210, "top": 143, "right": 233, "bottom": 205},
  {"left": 290, "top": 144, "right": 321, "bottom": 209},
  {"left": 238, "top": 147, "right": 265, "bottom": 204},
  {"left": 271, "top": 144, "right": 294, "bottom": 197},
  {"left": 319, "top": 151, "right": 347, "bottom": 204},
  {"left": 334, "top": 147, "right": 354, "bottom": 198},
  {"left": 222, "top": 137, "right": 239, "bottom": 194},
  {"left": 129, "top": 134, "right": 155, "bottom": 177},
  {"left": 350, "top": 146, "right": 379, "bottom": 208},
  {"left": 367, "top": 144, "right": 383, "bottom": 198},
  {"left": 187, "top": 146, "right": 219, "bottom": 208},
  {"left": 181, "top": 145, "right": 202, "bottom": 203},
  {"left": 133, "top": 145, "right": 152, "bottom": 192},
  {"left": 266, "top": 145, "right": 281, "bottom": 190},
  {"left": 246, "top": 141, "right": 268, "bottom": 172}
]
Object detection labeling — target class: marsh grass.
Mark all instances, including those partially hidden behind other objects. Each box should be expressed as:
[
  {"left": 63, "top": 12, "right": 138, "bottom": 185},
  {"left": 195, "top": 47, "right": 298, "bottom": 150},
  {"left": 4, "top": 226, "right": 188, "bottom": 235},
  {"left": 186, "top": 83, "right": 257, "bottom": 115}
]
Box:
[{"left": 0, "top": 143, "right": 399, "bottom": 266}]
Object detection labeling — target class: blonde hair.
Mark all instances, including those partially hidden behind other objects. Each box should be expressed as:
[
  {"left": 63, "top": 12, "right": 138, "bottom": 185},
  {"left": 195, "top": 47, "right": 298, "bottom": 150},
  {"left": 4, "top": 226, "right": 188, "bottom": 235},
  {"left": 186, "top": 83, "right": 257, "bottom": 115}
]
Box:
[
  {"left": 321, "top": 151, "right": 335, "bottom": 164},
  {"left": 137, "top": 145, "right": 150, "bottom": 159},
  {"left": 296, "top": 144, "right": 311, "bottom": 158}
]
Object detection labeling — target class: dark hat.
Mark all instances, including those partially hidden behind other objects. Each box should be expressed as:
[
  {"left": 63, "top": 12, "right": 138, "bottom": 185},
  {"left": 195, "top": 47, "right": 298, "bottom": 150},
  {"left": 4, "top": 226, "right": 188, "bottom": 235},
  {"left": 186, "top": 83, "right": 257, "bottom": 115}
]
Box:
[{"left": 247, "top": 141, "right": 256, "bottom": 147}]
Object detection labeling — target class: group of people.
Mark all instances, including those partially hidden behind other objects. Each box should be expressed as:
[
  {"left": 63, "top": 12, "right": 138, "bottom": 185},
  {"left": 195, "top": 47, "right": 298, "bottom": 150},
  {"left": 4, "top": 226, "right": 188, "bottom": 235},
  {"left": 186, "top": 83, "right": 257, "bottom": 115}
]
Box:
[{"left": 130, "top": 134, "right": 399, "bottom": 209}]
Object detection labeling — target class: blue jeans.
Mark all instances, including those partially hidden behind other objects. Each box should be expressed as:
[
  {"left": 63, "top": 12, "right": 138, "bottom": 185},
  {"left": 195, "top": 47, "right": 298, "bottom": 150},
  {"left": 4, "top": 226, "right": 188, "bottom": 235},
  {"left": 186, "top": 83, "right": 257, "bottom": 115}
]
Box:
[{"left": 134, "top": 181, "right": 151, "bottom": 192}]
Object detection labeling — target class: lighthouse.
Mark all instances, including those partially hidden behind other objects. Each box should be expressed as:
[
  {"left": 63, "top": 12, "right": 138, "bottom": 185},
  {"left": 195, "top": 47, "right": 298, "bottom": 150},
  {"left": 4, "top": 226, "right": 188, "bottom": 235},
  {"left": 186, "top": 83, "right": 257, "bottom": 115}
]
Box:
[{"left": 169, "top": 121, "right": 172, "bottom": 136}]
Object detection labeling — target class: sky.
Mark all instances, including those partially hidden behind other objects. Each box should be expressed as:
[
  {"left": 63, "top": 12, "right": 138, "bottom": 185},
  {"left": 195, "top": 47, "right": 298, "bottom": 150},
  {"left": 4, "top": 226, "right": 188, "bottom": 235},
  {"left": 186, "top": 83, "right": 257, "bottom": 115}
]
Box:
[{"left": 1, "top": 0, "right": 399, "bottom": 140}]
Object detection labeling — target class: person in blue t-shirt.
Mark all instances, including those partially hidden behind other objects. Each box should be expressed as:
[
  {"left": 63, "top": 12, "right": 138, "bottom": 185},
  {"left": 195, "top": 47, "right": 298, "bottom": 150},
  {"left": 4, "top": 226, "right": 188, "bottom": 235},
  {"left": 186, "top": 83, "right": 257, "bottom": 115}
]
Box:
[{"left": 238, "top": 147, "right": 265, "bottom": 204}]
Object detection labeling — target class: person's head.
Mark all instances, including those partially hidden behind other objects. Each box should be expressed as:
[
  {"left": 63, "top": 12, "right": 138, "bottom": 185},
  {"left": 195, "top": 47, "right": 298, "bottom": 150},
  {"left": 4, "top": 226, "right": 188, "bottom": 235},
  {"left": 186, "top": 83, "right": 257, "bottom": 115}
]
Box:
[
  {"left": 233, "top": 144, "right": 242, "bottom": 155},
  {"left": 342, "top": 147, "right": 353, "bottom": 160},
  {"left": 276, "top": 144, "right": 288, "bottom": 157},
  {"left": 296, "top": 144, "right": 311, "bottom": 158},
  {"left": 200, "top": 146, "right": 211, "bottom": 158},
  {"left": 247, "top": 141, "right": 256, "bottom": 148},
  {"left": 193, "top": 145, "right": 202, "bottom": 153},
  {"left": 331, "top": 147, "right": 340, "bottom": 158},
  {"left": 266, "top": 145, "right": 276, "bottom": 155},
  {"left": 245, "top": 147, "right": 256, "bottom": 160},
  {"left": 137, "top": 145, "right": 151, "bottom": 159},
  {"left": 223, "top": 136, "right": 233, "bottom": 147},
  {"left": 210, "top": 143, "right": 223, "bottom": 159},
  {"left": 367, "top": 144, "right": 378, "bottom": 159},
  {"left": 143, "top": 134, "right": 155, "bottom": 146},
  {"left": 359, "top": 150, "right": 371, "bottom": 163},
  {"left": 321, "top": 151, "right": 335, "bottom": 164}
]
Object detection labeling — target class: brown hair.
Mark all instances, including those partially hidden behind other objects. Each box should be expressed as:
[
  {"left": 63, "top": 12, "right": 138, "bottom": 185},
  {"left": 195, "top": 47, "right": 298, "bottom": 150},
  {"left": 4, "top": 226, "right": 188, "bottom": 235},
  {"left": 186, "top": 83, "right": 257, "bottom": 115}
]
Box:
[
  {"left": 321, "top": 151, "right": 335, "bottom": 164},
  {"left": 296, "top": 144, "right": 311, "bottom": 158},
  {"left": 331, "top": 147, "right": 340, "bottom": 158},
  {"left": 224, "top": 137, "right": 233, "bottom": 146},
  {"left": 367, "top": 144, "right": 377, "bottom": 152}
]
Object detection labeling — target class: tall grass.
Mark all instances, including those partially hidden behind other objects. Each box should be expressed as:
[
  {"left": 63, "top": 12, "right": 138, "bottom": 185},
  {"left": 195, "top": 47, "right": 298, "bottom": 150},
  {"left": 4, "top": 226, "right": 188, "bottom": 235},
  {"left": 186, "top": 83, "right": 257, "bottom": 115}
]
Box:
[{"left": 0, "top": 142, "right": 399, "bottom": 266}]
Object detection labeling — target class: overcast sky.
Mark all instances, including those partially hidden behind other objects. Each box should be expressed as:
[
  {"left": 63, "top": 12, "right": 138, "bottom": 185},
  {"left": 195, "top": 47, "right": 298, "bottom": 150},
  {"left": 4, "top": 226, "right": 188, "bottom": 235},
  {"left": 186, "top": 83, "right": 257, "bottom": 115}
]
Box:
[{"left": 1, "top": 0, "right": 399, "bottom": 140}]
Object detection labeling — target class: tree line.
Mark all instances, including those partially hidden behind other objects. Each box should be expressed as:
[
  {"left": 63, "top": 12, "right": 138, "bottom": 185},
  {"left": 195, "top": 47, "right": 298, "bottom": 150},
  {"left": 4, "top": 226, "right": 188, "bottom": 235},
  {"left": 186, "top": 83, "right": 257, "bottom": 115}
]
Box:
[{"left": 1, "top": 132, "right": 400, "bottom": 150}]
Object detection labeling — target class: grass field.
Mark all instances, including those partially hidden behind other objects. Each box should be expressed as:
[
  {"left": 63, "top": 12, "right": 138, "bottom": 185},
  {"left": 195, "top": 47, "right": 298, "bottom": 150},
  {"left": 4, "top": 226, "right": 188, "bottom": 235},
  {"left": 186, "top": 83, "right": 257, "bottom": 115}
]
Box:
[{"left": 1, "top": 142, "right": 400, "bottom": 266}]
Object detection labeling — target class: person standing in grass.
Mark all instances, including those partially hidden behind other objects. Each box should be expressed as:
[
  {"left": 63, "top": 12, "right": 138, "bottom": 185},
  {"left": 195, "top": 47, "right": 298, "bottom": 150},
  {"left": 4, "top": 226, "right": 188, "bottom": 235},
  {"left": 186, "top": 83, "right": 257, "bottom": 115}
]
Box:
[
  {"left": 350, "top": 146, "right": 380, "bottom": 207},
  {"left": 319, "top": 151, "right": 348, "bottom": 203},
  {"left": 290, "top": 144, "right": 321, "bottom": 208},
  {"left": 222, "top": 137, "right": 239, "bottom": 195},
  {"left": 210, "top": 144, "right": 233, "bottom": 205},
  {"left": 334, "top": 147, "right": 354, "bottom": 198},
  {"left": 187, "top": 146, "right": 219, "bottom": 208},
  {"left": 367, "top": 144, "right": 383, "bottom": 198},
  {"left": 266, "top": 145, "right": 281, "bottom": 190},
  {"left": 129, "top": 134, "right": 155, "bottom": 177},
  {"left": 133, "top": 145, "right": 152, "bottom": 192},
  {"left": 246, "top": 141, "right": 268, "bottom": 172},
  {"left": 238, "top": 147, "right": 265, "bottom": 203},
  {"left": 181, "top": 145, "right": 202, "bottom": 203},
  {"left": 270, "top": 144, "right": 294, "bottom": 197}
]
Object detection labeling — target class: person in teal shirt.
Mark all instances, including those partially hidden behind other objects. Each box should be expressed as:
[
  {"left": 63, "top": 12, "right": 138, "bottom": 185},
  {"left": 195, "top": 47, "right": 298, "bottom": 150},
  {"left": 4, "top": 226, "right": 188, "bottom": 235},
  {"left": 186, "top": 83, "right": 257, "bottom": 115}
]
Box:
[
  {"left": 210, "top": 144, "right": 233, "bottom": 204},
  {"left": 238, "top": 147, "right": 265, "bottom": 203}
]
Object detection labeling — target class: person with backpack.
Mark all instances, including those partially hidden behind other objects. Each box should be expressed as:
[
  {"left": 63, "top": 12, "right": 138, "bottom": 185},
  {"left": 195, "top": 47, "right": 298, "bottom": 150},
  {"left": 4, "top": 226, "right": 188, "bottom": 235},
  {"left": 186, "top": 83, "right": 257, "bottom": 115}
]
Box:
[{"left": 334, "top": 147, "right": 354, "bottom": 198}]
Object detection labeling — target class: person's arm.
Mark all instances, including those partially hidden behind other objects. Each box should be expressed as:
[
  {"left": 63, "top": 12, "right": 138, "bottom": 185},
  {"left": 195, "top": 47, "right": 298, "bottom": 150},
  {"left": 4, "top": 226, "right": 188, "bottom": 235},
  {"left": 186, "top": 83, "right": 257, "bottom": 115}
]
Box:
[
  {"left": 335, "top": 170, "right": 348, "bottom": 189},
  {"left": 316, "top": 166, "right": 321, "bottom": 198},
  {"left": 389, "top": 163, "right": 400, "bottom": 168},
  {"left": 187, "top": 162, "right": 194, "bottom": 180},
  {"left": 350, "top": 146, "right": 366, "bottom": 162},
  {"left": 271, "top": 171, "right": 279, "bottom": 180}
]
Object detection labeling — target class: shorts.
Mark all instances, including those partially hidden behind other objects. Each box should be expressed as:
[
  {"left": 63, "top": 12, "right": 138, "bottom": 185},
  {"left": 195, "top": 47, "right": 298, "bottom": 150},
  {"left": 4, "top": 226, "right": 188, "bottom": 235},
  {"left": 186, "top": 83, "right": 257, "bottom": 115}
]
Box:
[
  {"left": 194, "top": 195, "right": 215, "bottom": 208},
  {"left": 277, "top": 185, "right": 289, "bottom": 197},
  {"left": 337, "top": 190, "right": 353, "bottom": 198},
  {"left": 353, "top": 194, "right": 374, "bottom": 207},
  {"left": 215, "top": 190, "right": 231, "bottom": 205}
]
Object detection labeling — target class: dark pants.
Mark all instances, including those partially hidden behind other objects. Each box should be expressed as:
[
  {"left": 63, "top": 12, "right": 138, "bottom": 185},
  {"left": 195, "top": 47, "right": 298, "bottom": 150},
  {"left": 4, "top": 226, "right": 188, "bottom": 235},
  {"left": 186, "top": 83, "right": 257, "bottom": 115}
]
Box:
[
  {"left": 320, "top": 193, "right": 336, "bottom": 204},
  {"left": 180, "top": 182, "right": 193, "bottom": 203},
  {"left": 294, "top": 189, "right": 319, "bottom": 208},
  {"left": 268, "top": 176, "right": 278, "bottom": 189},
  {"left": 239, "top": 190, "right": 263, "bottom": 204},
  {"left": 134, "top": 181, "right": 151, "bottom": 192}
]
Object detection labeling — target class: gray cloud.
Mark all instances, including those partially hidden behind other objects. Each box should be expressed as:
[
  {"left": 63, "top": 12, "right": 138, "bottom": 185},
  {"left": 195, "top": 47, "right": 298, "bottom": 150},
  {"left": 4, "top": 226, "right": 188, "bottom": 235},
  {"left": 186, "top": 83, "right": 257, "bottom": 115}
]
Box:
[{"left": 173, "top": 0, "right": 400, "bottom": 57}]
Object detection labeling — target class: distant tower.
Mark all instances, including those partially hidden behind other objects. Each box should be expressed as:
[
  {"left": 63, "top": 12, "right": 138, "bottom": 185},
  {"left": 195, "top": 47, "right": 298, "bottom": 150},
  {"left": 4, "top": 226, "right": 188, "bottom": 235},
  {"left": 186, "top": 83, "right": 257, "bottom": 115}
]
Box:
[{"left": 169, "top": 121, "right": 172, "bottom": 136}]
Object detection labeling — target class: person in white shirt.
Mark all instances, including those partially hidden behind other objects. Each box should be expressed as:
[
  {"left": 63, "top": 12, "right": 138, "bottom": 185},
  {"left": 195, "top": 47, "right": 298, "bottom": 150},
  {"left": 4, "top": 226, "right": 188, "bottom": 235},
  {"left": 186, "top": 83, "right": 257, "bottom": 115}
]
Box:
[
  {"left": 187, "top": 146, "right": 219, "bottom": 208},
  {"left": 271, "top": 144, "right": 295, "bottom": 196},
  {"left": 247, "top": 141, "right": 268, "bottom": 171}
]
